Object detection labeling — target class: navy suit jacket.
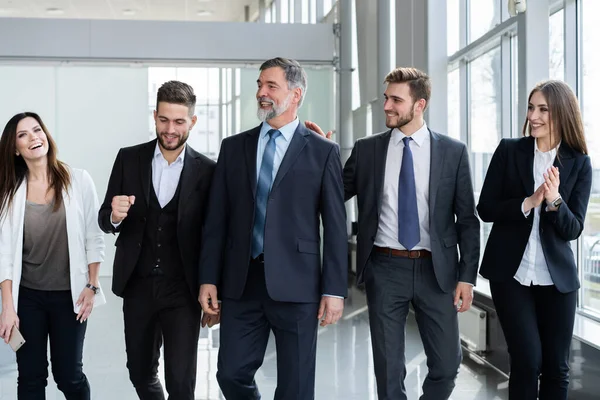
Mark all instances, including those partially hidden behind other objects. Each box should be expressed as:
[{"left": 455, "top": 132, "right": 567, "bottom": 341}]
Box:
[
  {"left": 199, "top": 123, "right": 348, "bottom": 303},
  {"left": 344, "top": 129, "right": 480, "bottom": 293},
  {"left": 477, "top": 137, "right": 593, "bottom": 293}
]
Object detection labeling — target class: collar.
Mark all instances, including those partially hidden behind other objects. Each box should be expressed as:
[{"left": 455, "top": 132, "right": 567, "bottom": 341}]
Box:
[
  {"left": 259, "top": 118, "right": 300, "bottom": 142},
  {"left": 392, "top": 122, "right": 429, "bottom": 147},
  {"left": 534, "top": 139, "right": 560, "bottom": 156},
  {"left": 154, "top": 142, "right": 186, "bottom": 165}
]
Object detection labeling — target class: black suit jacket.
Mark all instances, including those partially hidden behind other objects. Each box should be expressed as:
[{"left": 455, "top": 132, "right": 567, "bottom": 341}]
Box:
[
  {"left": 344, "top": 129, "right": 480, "bottom": 293},
  {"left": 98, "top": 140, "right": 216, "bottom": 299},
  {"left": 199, "top": 123, "right": 348, "bottom": 303},
  {"left": 477, "top": 137, "right": 592, "bottom": 293}
]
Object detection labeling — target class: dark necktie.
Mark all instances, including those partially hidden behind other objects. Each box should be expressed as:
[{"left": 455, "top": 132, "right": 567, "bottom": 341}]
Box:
[
  {"left": 251, "top": 129, "right": 281, "bottom": 258},
  {"left": 398, "top": 137, "right": 420, "bottom": 250}
]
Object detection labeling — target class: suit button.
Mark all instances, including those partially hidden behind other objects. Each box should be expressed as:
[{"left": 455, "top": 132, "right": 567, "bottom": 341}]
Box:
[
  {"left": 157, "top": 243, "right": 162, "bottom": 248},
  {"left": 137, "top": 243, "right": 141, "bottom": 247}
]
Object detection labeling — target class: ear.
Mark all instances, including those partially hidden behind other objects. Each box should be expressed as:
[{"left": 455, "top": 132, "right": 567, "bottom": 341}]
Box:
[
  {"left": 190, "top": 115, "right": 198, "bottom": 130},
  {"left": 294, "top": 87, "right": 303, "bottom": 105},
  {"left": 414, "top": 99, "right": 427, "bottom": 113}
]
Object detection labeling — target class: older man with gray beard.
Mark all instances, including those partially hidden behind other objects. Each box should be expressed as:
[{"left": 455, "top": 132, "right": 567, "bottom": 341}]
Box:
[{"left": 198, "top": 57, "right": 348, "bottom": 400}]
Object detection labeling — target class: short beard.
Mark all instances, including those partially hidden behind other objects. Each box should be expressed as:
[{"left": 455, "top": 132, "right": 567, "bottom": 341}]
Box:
[
  {"left": 156, "top": 130, "right": 189, "bottom": 151},
  {"left": 386, "top": 106, "right": 415, "bottom": 130},
  {"left": 257, "top": 93, "right": 292, "bottom": 122}
]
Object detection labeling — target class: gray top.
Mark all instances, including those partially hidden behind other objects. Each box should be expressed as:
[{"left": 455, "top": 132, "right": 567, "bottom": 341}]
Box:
[{"left": 21, "top": 201, "right": 70, "bottom": 291}]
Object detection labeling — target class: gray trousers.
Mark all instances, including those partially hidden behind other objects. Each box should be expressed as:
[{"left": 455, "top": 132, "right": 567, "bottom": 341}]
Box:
[{"left": 364, "top": 252, "right": 462, "bottom": 400}]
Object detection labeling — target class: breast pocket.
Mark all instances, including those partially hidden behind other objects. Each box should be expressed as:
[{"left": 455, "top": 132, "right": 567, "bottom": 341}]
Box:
[{"left": 297, "top": 238, "right": 320, "bottom": 254}]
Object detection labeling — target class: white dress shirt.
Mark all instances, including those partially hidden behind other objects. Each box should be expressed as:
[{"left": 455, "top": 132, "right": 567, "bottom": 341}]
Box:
[
  {"left": 514, "top": 140, "right": 557, "bottom": 286},
  {"left": 256, "top": 118, "right": 299, "bottom": 181},
  {"left": 152, "top": 143, "right": 185, "bottom": 208},
  {"left": 375, "top": 122, "right": 431, "bottom": 251}
]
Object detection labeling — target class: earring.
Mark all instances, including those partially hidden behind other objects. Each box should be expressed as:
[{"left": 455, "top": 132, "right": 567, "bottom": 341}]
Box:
[{"left": 15, "top": 152, "right": 20, "bottom": 156}]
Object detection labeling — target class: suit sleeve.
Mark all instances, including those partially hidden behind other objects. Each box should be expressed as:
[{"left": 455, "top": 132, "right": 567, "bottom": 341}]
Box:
[
  {"left": 542, "top": 155, "right": 592, "bottom": 241},
  {"left": 98, "top": 149, "right": 125, "bottom": 234},
  {"left": 454, "top": 143, "right": 480, "bottom": 284},
  {"left": 343, "top": 141, "right": 359, "bottom": 201},
  {"left": 320, "top": 144, "right": 349, "bottom": 297},
  {"left": 198, "top": 142, "right": 229, "bottom": 286},
  {"left": 477, "top": 139, "right": 533, "bottom": 223}
]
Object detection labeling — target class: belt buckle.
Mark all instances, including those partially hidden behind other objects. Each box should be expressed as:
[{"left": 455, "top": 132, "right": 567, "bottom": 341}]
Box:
[{"left": 408, "top": 250, "right": 420, "bottom": 259}]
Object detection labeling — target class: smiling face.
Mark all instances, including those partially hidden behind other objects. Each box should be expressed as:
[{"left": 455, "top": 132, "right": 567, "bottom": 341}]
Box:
[
  {"left": 256, "top": 66, "right": 301, "bottom": 125},
  {"left": 154, "top": 102, "right": 197, "bottom": 152},
  {"left": 15, "top": 117, "right": 49, "bottom": 162},
  {"left": 527, "top": 90, "right": 553, "bottom": 142}
]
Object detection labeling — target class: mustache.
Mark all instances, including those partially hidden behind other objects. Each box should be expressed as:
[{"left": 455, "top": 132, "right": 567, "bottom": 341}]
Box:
[{"left": 257, "top": 97, "right": 275, "bottom": 105}]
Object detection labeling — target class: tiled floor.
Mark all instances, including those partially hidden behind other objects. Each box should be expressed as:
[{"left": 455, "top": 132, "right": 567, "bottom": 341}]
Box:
[{"left": 0, "top": 278, "right": 508, "bottom": 399}]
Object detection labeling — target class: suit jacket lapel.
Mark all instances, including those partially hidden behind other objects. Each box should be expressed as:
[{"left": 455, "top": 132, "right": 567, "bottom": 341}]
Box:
[
  {"left": 245, "top": 126, "right": 261, "bottom": 198},
  {"left": 177, "top": 146, "right": 200, "bottom": 223},
  {"left": 554, "top": 144, "right": 575, "bottom": 197},
  {"left": 375, "top": 131, "right": 392, "bottom": 216},
  {"left": 517, "top": 137, "right": 535, "bottom": 194},
  {"left": 271, "top": 124, "right": 309, "bottom": 191},
  {"left": 428, "top": 130, "right": 446, "bottom": 220},
  {"left": 140, "top": 140, "right": 156, "bottom": 207}
]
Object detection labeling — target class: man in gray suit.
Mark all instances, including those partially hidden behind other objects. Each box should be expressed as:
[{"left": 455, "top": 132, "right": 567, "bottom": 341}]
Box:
[{"left": 308, "top": 67, "right": 480, "bottom": 400}]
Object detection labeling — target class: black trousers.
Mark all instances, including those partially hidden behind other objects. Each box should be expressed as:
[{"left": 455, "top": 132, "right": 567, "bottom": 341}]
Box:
[
  {"left": 364, "top": 252, "right": 462, "bottom": 400},
  {"left": 16, "top": 286, "right": 90, "bottom": 400},
  {"left": 490, "top": 279, "right": 576, "bottom": 400},
  {"left": 122, "top": 275, "right": 202, "bottom": 400},
  {"left": 217, "top": 261, "right": 320, "bottom": 400}
]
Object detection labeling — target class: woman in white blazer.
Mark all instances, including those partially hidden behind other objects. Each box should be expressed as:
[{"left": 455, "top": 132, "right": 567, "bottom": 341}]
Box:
[{"left": 0, "top": 112, "right": 106, "bottom": 400}]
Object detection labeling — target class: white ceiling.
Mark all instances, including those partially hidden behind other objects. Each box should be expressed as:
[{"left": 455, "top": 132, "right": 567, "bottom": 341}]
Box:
[{"left": 0, "top": 0, "right": 258, "bottom": 22}]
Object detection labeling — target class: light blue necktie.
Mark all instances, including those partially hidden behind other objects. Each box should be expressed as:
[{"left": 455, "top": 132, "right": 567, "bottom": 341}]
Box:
[
  {"left": 251, "top": 129, "right": 281, "bottom": 259},
  {"left": 398, "top": 137, "right": 420, "bottom": 250}
]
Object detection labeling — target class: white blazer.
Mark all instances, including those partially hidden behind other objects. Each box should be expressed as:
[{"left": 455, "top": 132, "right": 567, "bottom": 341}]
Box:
[{"left": 0, "top": 168, "right": 106, "bottom": 313}]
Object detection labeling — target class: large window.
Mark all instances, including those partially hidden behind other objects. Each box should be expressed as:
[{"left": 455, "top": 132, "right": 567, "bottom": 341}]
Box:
[
  {"left": 469, "top": 46, "right": 502, "bottom": 194},
  {"left": 580, "top": 0, "right": 600, "bottom": 317},
  {"left": 447, "top": 68, "right": 460, "bottom": 140},
  {"left": 549, "top": 9, "right": 565, "bottom": 80},
  {"left": 468, "top": 0, "right": 500, "bottom": 43},
  {"left": 447, "top": 0, "right": 460, "bottom": 55}
]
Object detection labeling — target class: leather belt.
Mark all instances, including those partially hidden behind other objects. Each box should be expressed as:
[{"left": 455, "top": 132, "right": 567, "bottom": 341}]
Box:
[{"left": 373, "top": 246, "right": 432, "bottom": 259}]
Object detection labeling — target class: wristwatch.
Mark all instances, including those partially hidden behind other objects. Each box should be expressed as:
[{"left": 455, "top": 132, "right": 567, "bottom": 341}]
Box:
[
  {"left": 551, "top": 196, "right": 563, "bottom": 208},
  {"left": 85, "top": 283, "right": 99, "bottom": 295}
]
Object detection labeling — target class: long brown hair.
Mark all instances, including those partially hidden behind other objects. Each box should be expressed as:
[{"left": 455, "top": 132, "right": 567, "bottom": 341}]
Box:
[
  {"left": 522, "top": 80, "right": 588, "bottom": 155},
  {"left": 0, "top": 112, "right": 70, "bottom": 218}
]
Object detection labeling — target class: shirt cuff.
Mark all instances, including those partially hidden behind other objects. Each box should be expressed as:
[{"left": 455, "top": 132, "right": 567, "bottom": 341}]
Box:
[
  {"left": 110, "top": 212, "right": 122, "bottom": 229},
  {"left": 458, "top": 281, "right": 474, "bottom": 286},
  {"left": 322, "top": 294, "right": 344, "bottom": 299},
  {"left": 521, "top": 199, "right": 531, "bottom": 218}
]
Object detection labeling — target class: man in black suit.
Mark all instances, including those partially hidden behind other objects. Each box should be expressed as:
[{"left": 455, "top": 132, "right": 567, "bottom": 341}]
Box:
[
  {"left": 98, "top": 81, "right": 215, "bottom": 400},
  {"left": 198, "top": 57, "right": 348, "bottom": 400},
  {"left": 308, "top": 67, "right": 480, "bottom": 400}
]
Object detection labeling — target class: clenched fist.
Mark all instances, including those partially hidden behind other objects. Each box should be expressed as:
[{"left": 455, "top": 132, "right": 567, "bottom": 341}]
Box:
[{"left": 111, "top": 195, "right": 135, "bottom": 224}]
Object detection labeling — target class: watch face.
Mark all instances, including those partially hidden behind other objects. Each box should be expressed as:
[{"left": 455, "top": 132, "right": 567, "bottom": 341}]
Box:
[{"left": 554, "top": 198, "right": 563, "bottom": 207}]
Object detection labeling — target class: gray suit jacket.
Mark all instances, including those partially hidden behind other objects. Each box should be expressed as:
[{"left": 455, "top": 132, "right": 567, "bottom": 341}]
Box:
[{"left": 344, "top": 129, "right": 480, "bottom": 293}]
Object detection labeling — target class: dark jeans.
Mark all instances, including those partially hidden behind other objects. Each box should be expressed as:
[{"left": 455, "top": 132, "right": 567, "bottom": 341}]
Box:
[
  {"left": 490, "top": 280, "right": 576, "bottom": 400},
  {"left": 16, "top": 286, "right": 89, "bottom": 400}
]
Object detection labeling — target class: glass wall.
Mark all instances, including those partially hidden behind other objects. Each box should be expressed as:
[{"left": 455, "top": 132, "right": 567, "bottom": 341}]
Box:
[
  {"left": 449, "top": 0, "right": 600, "bottom": 319},
  {"left": 580, "top": 0, "right": 600, "bottom": 317}
]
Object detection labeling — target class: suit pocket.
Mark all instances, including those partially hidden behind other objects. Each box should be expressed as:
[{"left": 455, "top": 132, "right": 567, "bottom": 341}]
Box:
[
  {"left": 443, "top": 234, "right": 458, "bottom": 248},
  {"left": 297, "top": 238, "right": 320, "bottom": 254}
]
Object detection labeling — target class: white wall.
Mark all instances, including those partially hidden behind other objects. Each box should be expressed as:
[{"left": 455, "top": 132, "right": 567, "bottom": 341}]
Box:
[{"left": 0, "top": 65, "right": 149, "bottom": 277}]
